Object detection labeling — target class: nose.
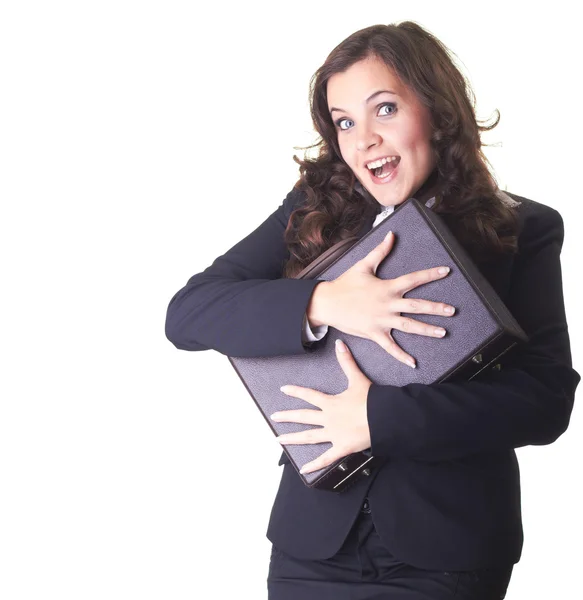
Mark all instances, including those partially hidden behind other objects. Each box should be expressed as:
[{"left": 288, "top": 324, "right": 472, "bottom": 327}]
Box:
[{"left": 356, "top": 127, "right": 381, "bottom": 152}]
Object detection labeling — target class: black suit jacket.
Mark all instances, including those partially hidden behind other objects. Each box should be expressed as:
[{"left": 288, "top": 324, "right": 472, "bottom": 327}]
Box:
[{"left": 165, "top": 188, "right": 580, "bottom": 571}]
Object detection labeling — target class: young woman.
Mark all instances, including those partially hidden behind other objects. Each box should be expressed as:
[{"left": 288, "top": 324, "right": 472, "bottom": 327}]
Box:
[{"left": 165, "top": 21, "right": 579, "bottom": 599}]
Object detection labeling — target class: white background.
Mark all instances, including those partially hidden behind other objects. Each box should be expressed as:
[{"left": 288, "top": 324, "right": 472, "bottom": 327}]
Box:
[{"left": 1, "top": 1, "right": 581, "bottom": 598}]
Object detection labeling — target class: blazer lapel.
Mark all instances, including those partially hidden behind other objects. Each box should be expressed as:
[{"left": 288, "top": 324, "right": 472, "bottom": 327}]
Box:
[{"left": 357, "top": 212, "right": 378, "bottom": 239}]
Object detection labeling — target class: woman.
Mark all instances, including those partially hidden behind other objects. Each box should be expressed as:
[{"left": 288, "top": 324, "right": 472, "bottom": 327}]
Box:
[{"left": 165, "top": 21, "right": 579, "bottom": 599}]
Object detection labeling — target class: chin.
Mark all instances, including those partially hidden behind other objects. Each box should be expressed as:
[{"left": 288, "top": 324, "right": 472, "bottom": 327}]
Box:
[{"left": 377, "top": 188, "right": 410, "bottom": 206}]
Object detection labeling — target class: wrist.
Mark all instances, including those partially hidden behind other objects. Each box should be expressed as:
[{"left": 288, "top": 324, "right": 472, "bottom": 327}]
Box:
[{"left": 306, "top": 281, "right": 332, "bottom": 328}]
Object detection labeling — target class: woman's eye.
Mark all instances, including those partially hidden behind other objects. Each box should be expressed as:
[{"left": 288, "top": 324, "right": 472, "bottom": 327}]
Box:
[
  {"left": 335, "top": 102, "right": 397, "bottom": 131},
  {"left": 379, "top": 102, "right": 397, "bottom": 117},
  {"left": 336, "top": 118, "right": 353, "bottom": 131}
]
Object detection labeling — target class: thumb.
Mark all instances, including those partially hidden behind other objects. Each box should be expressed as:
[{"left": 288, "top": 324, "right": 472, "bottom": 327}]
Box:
[
  {"left": 335, "top": 338, "right": 367, "bottom": 385},
  {"left": 358, "top": 230, "right": 395, "bottom": 275}
]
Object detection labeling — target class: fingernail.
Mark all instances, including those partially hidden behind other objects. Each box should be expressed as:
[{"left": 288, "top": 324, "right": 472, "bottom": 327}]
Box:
[
  {"left": 299, "top": 467, "right": 308, "bottom": 474},
  {"left": 438, "top": 267, "right": 450, "bottom": 275},
  {"left": 434, "top": 328, "right": 446, "bottom": 337},
  {"left": 384, "top": 230, "right": 393, "bottom": 242},
  {"left": 408, "top": 360, "right": 416, "bottom": 369},
  {"left": 271, "top": 413, "right": 281, "bottom": 420},
  {"left": 335, "top": 339, "right": 347, "bottom": 353},
  {"left": 280, "top": 386, "right": 290, "bottom": 393},
  {"left": 444, "top": 306, "right": 455, "bottom": 314}
]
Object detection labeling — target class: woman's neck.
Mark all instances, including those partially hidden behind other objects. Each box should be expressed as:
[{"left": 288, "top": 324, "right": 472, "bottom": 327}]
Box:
[{"left": 413, "top": 168, "right": 441, "bottom": 205}]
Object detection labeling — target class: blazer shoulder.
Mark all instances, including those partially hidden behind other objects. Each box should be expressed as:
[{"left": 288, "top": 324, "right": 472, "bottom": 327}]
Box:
[
  {"left": 282, "top": 185, "right": 309, "bottom": 221},
  {"left": 505, "top": 191, "right": 563, "bottom": 227},
  {"left": 504, "top": 191, "right": 565, "bottom": 254}
]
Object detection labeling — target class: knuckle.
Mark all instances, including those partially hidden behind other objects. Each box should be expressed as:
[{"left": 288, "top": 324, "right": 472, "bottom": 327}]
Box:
[
  {"left": 408, "top": 300, "right": 420, "bottom": 312},
  {"left": 385, "top": 280, "right": 397, "bottom": 296},
  {"left": 393, "top": 275, "right": 406, "bottom": 290},
  {"left": 401, "top": 319, "right": 410, "bottom": 331}
]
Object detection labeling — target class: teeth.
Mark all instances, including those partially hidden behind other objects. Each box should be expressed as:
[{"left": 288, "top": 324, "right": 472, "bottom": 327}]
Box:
[{"left": 366, "top": 156, "right": 399, "bottom": 170}]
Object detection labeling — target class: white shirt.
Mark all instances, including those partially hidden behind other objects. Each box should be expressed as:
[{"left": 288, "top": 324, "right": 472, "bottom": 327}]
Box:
[{"left": 301, "top": 197, "right": 436, "bottom": 345}]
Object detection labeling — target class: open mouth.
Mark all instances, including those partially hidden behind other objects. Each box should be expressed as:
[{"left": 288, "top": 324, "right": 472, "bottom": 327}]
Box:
[{"left": 368, "top": 157, "right": 400, "bottom": 182}]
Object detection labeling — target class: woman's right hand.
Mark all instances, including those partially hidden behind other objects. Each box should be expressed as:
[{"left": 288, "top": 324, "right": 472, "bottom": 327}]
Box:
[{"left": 321, "top": 230, "right": 456, "bottom": 368}]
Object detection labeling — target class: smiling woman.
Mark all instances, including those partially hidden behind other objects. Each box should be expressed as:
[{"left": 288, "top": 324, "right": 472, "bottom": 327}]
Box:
[
  {"left": 282, "top": 22, "right": 521, "bottom": 280},
  {"left": 165, "top": 18, "right": 579, "bottom": 600},
  {"left": 327, "top": 60, "right": 435, "bottom": 204}
]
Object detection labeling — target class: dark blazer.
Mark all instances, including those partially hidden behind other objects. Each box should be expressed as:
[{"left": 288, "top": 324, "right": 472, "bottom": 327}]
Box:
[{"left": 165, "top": 187, "right": 580, "bottom": 571}]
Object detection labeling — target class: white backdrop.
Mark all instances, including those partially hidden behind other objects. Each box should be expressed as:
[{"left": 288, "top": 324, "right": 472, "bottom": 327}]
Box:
[{"left": 1, "top": 2, "right": 581, "bottom": 598}]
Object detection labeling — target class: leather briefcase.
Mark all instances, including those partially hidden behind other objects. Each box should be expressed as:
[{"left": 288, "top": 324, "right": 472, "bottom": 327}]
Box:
[{"left": 228, "top": 197, "right": 528, "bottom": 492}]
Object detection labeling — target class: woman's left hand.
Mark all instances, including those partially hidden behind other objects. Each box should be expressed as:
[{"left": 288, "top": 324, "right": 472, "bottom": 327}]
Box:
[{"left": 271, "top": 338, "right": 373, "bottom": 475}]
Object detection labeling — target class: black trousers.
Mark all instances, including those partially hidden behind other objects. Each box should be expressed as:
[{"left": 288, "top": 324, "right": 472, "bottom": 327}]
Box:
[{"left": 267, "top": 498, "right": 514, "bottom": 599}]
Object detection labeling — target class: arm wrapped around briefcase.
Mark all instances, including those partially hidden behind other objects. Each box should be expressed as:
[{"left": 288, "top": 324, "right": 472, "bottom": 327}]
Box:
[{"left": 228, "top": 197, "right": 528, "bottom": 492}]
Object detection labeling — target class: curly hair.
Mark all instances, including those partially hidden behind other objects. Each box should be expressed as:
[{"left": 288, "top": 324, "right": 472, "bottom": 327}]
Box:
[{"left": 282, "top": 21, "right": 520, "bottom": 279}]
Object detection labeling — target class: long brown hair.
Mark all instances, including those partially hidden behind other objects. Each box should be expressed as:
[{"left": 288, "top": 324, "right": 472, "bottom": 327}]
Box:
[{"left": 282, "top": 21, "right": 519, "bottom": 278}]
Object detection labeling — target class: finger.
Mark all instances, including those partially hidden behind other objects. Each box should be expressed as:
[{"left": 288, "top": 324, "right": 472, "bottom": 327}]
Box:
[
  {"left": 390, "top": 315, "right": 447, "bottom": 339},
  {"left": 280, "top": 385, "right": 324, "bottom": 408},
  {"left": 392, "top": 265, "right": 451, "bottom": 295},
  {"left": 392, "top": 297, "right": 456, "bottom": 317},
  {"left": 370, "top": 331, "right": 417, "bottom": 369},
  {"left": 271, "top": 408, "right": 325, "bottom": 426},
  {"left": 356, "top": 230, "right": 395, "bottom": 275},
  {"left": 334, "top": 338, "right": 367, "bottom": 385},
  {"left": 299, "top": 446, "right": 344, "bottom": 475},
  {"left": 277, "top": 426, "right": 327, "bottom": 446}
]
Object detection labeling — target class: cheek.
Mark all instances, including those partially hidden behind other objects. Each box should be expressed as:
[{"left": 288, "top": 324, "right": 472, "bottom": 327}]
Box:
[
  {"left": 338, "top": 142, "right": 351, "bottom": 164},
  {"left": 397, "top": 111, "right": 433, "bottom": 156},
  {"left": 403, "top": 135, "right": 434, "bottom": 173},
  {"left": 339, "top": 144, "right": 358, "bottom": 171},
  {"left": 400, "top": 124, "right": 428, "bottom": 153}
]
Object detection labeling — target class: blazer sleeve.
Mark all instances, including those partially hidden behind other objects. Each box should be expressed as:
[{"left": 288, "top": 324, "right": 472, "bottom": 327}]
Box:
[
  {"left": 366, "top": 202, "right": 580, "bottom": 462},
  {"left": 164, "top": 187, "right": 326, "bottom": 357}
]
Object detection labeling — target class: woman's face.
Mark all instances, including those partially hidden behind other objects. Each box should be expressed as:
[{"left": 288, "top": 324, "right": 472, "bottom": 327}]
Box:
[{"left": 326, "top": 55, "right": 437, "bottom": 208}]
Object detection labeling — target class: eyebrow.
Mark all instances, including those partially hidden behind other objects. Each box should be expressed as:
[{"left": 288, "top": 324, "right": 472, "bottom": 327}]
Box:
[{"left": 329, "top": 90, "right": 398, "bottom": 115}]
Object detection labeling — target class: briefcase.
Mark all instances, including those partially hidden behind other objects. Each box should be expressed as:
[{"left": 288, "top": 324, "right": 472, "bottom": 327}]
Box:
[{"left": 227, "top": 197, "right": 528, "bottom": 492}]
